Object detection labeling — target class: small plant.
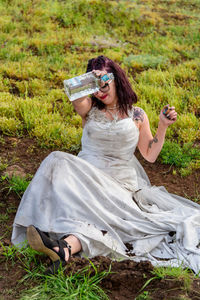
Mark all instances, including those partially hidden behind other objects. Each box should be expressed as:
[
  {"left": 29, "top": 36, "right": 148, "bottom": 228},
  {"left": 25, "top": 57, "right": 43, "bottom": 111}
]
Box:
[
  {"left": 0, "top": 213, "right": 9, "bottom": 224},
  {"left": 136, "top": 291, "right": 151, "bottom": 300},
  {"left": 0, "top": 242, "right": 45, "bottom": 277},
  {"left": 0, "top": 157, "right": 8, "bottom": 172},
  {"left": 152, "top": 265, "right": 192, "bottom": 291},
  {"left": 136, "top": 264, "right": 194, "bottom": 297},
  {"left": 0, "top": 174, "right": 31, "bottom": 198},
  {"left": 0, "top": 135, "right": 5, "bottom": 145},
  {"left": 6, "top": 205, "right": 17, "bottom": 214},
  {"left": 16, "top": 245, "right": 46, "bottom": 274},
  {"left": 0, "top": 116, "right": 23, "bottom": 136},
  {"left": 0, "top": 242, "right": 18, "bottom": 262},
  {"left": 179, "top": 159, "right": 200, "bottom": 177},
  {"left": 159, "top": 141, "right": 200, "bottom": 170}
]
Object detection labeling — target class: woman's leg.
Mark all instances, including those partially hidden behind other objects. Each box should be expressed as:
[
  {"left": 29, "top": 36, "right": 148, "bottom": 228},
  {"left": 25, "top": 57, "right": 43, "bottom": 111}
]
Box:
[
  {"left": 27, "top": 226, "right": 82, "bottom": 261},
  {"left": 53, "top": 235, "right": 82, "bottom": 261}
]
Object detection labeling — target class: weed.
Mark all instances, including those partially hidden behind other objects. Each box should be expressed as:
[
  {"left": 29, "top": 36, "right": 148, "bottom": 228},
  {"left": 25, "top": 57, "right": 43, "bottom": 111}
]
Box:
[
  {"left": 16, "top": 245, "right": 45, "bottom": 272},
  {"left": 183, "top": 184, "right": 200, "bottom": 203},
  {"left": 6, "top": 205, "right": 17, "bottom": 214},
  {"left": 152, "top": 266, "right": 192, "bottom": 291},
  {"left": 0, "top": 242, "right": 43, "bottom": 267},
  {"left": 0, "top": 213, "right": 9, "bottom": 223},
  {"left": 0, "top": 174, "right": 30, "bottom": 198},
  {"left": 0, "top": 242, "right": 18, "bottom": 262},
  {"left": 0, "top": 116, "right": 23, "bottom": 135},
  {"left": 0, "top": 157, "right": 8, "bottom": 172},
  {"left": 159, "top": 141, "right": 200, "bottom": 169},
  {"left": 136, "top": 265, "right": 194, "bottom": 299},
  {"left": 0, "top": 135, "right": 5, "bottom": 145},
  {"left": 136, "top": 291, "right": 151, "bottom": 300}
]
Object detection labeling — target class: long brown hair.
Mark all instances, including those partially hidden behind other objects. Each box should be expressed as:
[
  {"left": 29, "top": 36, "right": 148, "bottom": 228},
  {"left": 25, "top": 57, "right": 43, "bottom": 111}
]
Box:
[{"left": 86, "top": 55, "right": 137, "bottom": 115}]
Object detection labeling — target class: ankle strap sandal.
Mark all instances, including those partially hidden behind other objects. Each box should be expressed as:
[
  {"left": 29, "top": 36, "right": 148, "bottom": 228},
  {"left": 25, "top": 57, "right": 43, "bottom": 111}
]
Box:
[{"left": 27, "top": 225, "right": 72, "bottom": 274}]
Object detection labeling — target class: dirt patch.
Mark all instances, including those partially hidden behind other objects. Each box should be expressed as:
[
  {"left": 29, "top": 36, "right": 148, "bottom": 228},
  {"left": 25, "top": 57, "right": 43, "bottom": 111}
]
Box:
[
  {"left": 65, "top": 257, "right": 200, "bottom": 300},
  {"left": 0, "top": 259, "right": 27, "bottom": 300},
  {"left": 1, "top": 135, "right": 199, "bottom": 200},
  {"left": 136, "top": 149, "right": 200, "bottom": 202},
  {"left": 0, "top": 135, "right": 200, "bottom": 299}
]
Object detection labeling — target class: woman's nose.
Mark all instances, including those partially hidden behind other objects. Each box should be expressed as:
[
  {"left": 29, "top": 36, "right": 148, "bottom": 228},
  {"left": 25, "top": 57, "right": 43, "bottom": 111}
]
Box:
[{"left": 94, "top": 90, "right": 104, "bottom": 96}]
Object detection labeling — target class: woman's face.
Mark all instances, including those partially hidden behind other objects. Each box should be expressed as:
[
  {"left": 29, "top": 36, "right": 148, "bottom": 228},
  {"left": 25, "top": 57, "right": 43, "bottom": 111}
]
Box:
[{"left": 93, "top": 79, "right": 118, "bottom": 108}]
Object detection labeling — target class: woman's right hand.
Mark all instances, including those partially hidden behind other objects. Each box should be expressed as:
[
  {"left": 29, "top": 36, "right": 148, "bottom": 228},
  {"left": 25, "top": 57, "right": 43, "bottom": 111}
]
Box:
[{"left": 92, "top": 70, "right": 110, "bottom": 87}]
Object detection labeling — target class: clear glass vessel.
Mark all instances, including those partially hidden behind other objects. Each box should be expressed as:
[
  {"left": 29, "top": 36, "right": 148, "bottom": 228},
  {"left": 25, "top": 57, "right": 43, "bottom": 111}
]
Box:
[{"left": 63, "top": 72, "right": 114, "bottom": 101}]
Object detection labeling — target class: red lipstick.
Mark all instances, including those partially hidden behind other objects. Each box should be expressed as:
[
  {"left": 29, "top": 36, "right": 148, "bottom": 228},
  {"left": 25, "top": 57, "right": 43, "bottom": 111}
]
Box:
[{"left": 99, "top": 94, "right": 107, "bottom": 100}]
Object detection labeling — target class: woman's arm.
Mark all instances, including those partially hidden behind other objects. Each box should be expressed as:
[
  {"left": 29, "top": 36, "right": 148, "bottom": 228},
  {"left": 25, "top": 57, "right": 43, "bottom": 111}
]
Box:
[
  {"left": 71, "top": 97, "right": 92, "bottom": 124},
  {"left": 71, "top": 70, "right": 108, "bottom": 125},
  {"left": 136, "top": 106, "right": 177, "bottom": 163}
]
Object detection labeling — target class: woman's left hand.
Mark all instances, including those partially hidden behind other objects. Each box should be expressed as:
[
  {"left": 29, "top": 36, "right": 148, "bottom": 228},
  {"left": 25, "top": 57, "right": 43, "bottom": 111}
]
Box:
[{"left": 159, "top": 105, "right": 177, "bottom": 127}]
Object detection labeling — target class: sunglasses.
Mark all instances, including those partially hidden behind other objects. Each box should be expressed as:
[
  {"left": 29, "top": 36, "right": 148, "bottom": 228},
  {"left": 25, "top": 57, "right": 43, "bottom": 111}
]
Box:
[
  {"left": 99, "top": 82, "right": 110, "bottom": 92},
  {"left": 94, "top": 79, "right": 113, "bottom": 95}
]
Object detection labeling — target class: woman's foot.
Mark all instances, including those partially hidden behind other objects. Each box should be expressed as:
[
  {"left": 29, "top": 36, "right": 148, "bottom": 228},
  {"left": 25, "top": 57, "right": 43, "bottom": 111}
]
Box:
[
  {"left": 27, "top": 225, "right": 82, "bottom": 274},
  {"left": 53, "top": 246, "right": 70, "bottom": 262},
  {"left": 53, "top": 234, "right": 82, "bottom": 262},
  {"left": 27, "top": 225, "right": 71, "bottom": 273},
  {"left": 46, "top": 235, "right": 82, "bottom": 275}
]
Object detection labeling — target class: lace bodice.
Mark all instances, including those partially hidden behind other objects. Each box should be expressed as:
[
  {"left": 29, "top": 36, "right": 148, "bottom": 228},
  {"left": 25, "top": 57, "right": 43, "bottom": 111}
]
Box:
[
  {"left": 86, "top": 106, "right": 136, "bottom": 125},
  {"left": 80, "top": 106, "right": 139, "bottom": 160},
  {"left": 78, "top": 106, "right": 140, "bottom": 191}
]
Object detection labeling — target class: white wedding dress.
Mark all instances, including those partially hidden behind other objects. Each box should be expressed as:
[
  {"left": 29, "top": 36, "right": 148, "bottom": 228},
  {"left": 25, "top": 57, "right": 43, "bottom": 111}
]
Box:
[{"left": 12, "top": 107, "right": 200, "bottom": 274}]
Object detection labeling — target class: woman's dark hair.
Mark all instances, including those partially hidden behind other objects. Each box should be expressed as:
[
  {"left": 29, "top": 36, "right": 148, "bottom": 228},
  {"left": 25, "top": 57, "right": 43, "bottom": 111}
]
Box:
[{"left": 86, "top": 55, "right": 137, "bottom": 115}]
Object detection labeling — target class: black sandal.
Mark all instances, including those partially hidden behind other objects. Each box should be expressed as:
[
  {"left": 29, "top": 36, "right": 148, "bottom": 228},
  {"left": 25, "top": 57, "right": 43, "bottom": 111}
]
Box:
[{"left": 27, "top": 225, "right": 71, "bottom": 274}]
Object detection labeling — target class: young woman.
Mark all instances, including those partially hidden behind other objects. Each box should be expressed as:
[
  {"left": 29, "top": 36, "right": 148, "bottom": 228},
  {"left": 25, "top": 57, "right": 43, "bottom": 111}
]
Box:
[{"left": 12, "top": 56, "right": 200, "bottom": 275}]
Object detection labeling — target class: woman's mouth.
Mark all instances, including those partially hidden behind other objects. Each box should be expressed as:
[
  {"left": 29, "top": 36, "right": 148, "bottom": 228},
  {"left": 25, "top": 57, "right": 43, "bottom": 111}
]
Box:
[{"left": 99, "top": 94, "right": 108, "bottom": 100}]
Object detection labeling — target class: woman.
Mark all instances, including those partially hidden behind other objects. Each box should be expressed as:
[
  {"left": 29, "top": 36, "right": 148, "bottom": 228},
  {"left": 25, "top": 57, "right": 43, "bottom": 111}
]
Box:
[{"left": 12, "top": 56, "right": 200, "bottom": 275}]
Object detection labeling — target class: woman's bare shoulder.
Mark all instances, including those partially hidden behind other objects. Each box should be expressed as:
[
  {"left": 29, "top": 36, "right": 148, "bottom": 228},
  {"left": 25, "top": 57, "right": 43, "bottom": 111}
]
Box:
[{"left": 132, "top": 106, "right": 146, "bottom": 123}]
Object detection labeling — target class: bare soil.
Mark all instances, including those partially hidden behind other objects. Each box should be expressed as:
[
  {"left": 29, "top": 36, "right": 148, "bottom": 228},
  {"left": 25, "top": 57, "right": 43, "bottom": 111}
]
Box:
[{"left": 0, "top": 135, "right": 200, "bottom": 299}]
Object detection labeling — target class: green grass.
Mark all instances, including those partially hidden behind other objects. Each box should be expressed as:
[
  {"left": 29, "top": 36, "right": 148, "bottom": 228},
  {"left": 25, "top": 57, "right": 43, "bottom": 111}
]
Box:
[
  {"left": 0, "top": 213, "right": 9, "bottom": 223},
  {"left": 0, "top": 243, "right": 111, "bottom": 299},
  {"left": 0, "top": 157, "right": 8, "bottom": 171},
  {"left": 159, "top": 141, "right": 200, "bottom": 175},
  {"left": 1, "top": 242, "right": 110, "bottom": 300},
  {"left": 20, "top": 264, "right": 110, "bottom": 300},
  {"left": 152, "top": 265, "right": 193, "bottom": 291},
  {"left": 135, "top": 264, "right": 195, "bottom": 299},
  {"left": 0, "top": 174, "right": 31, "bottom": 198},
  {"left": 0, "top": 242, "right": 30, "bottom": 267},
  {"left": 135, "top": 291, "right": 151, "bottom": 300}
]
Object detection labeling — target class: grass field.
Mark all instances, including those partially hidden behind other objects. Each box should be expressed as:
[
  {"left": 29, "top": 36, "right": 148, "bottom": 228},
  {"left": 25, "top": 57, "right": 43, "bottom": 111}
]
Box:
[
  {"left": 0, "top": 0, "right": 199, "bottom": 174},
  {"left": 0, "top": 0, "right": 200, "bottom": 299}
]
